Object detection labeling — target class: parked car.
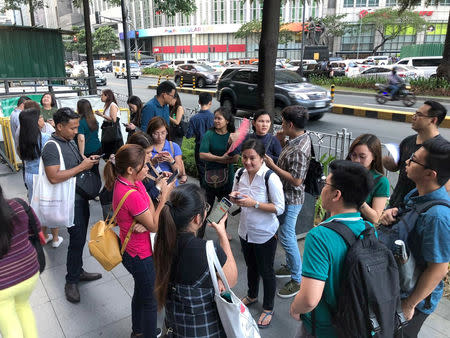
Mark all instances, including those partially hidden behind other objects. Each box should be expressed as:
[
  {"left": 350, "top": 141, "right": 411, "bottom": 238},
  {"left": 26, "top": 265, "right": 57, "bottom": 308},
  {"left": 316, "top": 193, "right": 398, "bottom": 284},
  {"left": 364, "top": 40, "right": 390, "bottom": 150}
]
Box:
[
  {"left": 168, "top": 58, "right": 198, "bottom": 69},
  {"left": 329, "top": 61, "right": 347, "bottom": 77},
  {"left": 174, "top": 63, "right": 220, "bottom": 88},
  {"left": 301, "top": 61, "right": 334, "bottom": 78},
  {"left": 395, "top": 56, "right": 442, "bottom": 78},
  {"left": 216, "top": 66, "right": 332, "bottom": 123},
  {"left": 357, "top": 65, "right": 422, "bottom": 80},
  {"left": 365, "top": 56, "right": 390, "bottom": 65},
  {"left": 147, "top": 61, "right": 170, "bottom": 69},
  {"left": 140, "top": 58, "right": 156, "bottom": 68},
  {"left": 95, "top": 70, "right": 107, "bottom": 86}
]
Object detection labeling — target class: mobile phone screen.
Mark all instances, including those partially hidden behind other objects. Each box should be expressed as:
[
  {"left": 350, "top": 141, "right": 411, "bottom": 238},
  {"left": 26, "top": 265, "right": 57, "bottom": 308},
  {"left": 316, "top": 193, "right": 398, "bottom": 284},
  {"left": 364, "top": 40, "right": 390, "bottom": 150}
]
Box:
[
  {"left": 206, "top": 197, "right": 232, "bottom": 224},
  {"left": 167, "top": 169, "right": 179, "bottom": 184}
]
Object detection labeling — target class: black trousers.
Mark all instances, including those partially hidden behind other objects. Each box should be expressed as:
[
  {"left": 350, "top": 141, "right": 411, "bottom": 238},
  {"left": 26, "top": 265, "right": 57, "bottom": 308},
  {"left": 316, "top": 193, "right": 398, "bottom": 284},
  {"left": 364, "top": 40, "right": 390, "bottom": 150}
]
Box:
[
  {"left": 240, "top": 235, "right": 277, "bottom": 311},
  {"left": 395, "top": 310, "right": 429, "bottom": 338},
  {"left": 197, "top": 184, "right": 231, "bottom": 238},
  {"left": 194, "top": 144, "right": 206, "bottom": 188}
]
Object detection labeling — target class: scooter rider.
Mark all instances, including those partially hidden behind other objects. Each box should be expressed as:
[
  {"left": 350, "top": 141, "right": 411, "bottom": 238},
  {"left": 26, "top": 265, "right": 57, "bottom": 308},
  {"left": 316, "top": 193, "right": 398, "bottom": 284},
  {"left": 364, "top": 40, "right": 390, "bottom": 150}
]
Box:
[{"left": 387, "top": 66, "right": 404, "bottom": 100}]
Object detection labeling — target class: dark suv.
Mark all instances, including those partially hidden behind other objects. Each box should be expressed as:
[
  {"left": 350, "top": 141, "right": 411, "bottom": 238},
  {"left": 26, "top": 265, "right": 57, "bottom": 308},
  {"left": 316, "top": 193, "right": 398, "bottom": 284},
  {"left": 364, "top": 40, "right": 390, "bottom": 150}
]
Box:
[
  {"left": 217, "top": 66, "right": 332, "bottom": 123},
  {"left": 174, "top": 64, "right": 220, "bottom": 88}
]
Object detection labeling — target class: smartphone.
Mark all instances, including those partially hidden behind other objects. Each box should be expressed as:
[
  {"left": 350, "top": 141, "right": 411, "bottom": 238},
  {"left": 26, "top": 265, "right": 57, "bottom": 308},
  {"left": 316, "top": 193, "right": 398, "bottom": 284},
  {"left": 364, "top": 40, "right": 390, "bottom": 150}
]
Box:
[
  {"left": 230, "top": 194, "right": 244, "bottom": 200},
  {"left": 167, "top": 169, "right": 179, "bottom": 184},
  {"left": 207, "top": 197, "right": 232, "bottom": 224}
]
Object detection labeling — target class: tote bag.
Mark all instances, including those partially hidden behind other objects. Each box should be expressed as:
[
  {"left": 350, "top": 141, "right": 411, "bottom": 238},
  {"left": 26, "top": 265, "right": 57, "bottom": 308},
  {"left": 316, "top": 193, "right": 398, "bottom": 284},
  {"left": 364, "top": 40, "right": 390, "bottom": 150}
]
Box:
[
  {"left": 206, "top": 241, "right": 260, "bottom": 338},
  {"left": 31, "top": 140, "right": 76, "bottom": 228}
]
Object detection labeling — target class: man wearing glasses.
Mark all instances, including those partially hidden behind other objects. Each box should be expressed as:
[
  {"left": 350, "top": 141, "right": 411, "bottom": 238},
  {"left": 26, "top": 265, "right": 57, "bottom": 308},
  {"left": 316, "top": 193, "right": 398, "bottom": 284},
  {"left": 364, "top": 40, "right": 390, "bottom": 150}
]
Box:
[
  {"left": 383, "top": 100, "right": 448, "bottom": 208},
  {"left": 141, "top": 81, "right": 177, "bottom": 132},
  {"left": 380, "top": 137, "right": 450, "bottom": 337}
]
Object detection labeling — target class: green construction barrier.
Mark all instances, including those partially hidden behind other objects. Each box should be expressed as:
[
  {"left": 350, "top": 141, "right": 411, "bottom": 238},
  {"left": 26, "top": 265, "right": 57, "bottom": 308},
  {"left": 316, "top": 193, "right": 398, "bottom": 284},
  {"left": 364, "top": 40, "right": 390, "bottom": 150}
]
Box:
[{"left": 0, "top": 94, "right": 43, "bottom": 117}]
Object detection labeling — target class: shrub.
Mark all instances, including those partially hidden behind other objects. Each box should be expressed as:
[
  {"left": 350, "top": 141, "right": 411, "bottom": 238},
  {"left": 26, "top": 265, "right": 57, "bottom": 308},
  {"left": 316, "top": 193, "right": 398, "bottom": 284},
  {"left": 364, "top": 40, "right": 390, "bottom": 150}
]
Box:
[
  {"left": 181, "top": 137, "right": 198, "bottom": 177},
  {"left": 142, "top": 67, "right": 174, "bottom": 77}
]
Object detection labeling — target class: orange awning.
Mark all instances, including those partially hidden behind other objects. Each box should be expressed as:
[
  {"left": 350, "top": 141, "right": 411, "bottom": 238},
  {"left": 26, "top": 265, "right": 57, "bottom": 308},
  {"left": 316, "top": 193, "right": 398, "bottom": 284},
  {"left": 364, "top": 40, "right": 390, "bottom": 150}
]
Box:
[{"left": 280, "top": 22, "right": 308, "bottom": 32}]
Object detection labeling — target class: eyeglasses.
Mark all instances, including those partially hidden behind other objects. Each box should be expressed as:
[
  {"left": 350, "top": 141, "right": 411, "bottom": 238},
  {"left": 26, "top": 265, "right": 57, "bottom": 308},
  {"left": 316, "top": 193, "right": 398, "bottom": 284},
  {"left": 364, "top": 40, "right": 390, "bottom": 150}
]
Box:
[
  {"left": 152, "top": 131, "right": 167, "bottom": 137},
  {"left": 165, "top": 92, "right": 176, "bottom": 99},
  {"left": 319, "top": 178, "right": 336, "bottom": 191},
  {"left": 408, "top": 153, "right": 428, "bottom": 168},
  {"left": 413, "top": 111, "right": 434, "bottom": 118}
]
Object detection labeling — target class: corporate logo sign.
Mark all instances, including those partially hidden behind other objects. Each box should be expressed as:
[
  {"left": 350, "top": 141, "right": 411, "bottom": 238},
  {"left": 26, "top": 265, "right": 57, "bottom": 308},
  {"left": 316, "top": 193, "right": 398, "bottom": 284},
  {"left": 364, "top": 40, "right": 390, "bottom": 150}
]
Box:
[{"left": 137, "top": 24, "right": 242, "bottom": 38}]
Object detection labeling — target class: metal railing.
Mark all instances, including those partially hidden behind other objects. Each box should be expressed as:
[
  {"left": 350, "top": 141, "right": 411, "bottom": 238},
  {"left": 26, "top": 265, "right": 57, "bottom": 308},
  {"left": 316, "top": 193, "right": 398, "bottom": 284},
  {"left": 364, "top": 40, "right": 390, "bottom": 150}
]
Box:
[{"left": 0, "top": 77, "right": 92, "bottom": 97}]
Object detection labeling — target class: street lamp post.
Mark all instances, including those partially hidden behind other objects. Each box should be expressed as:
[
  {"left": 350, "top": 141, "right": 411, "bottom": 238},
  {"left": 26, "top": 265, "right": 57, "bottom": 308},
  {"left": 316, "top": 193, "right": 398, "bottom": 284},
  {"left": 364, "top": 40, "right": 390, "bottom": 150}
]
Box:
[
  {"left": 299, "top": 0, "right": 306, "bottom": 76},
  {"left": 120, "top": 0, "right": 133, "bottom": 97}
]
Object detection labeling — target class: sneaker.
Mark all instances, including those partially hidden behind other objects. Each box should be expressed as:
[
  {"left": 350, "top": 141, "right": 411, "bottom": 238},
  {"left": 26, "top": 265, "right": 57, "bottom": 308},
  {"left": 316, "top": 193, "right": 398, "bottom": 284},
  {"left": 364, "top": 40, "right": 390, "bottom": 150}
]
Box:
[
  {"left": 275, "top": 264, "right": 291, "bottom": 278},
  {"left": 277, "top": 279, "right": 300, "bottom": 298},
  {"left": 45, "top": 234, "right": 53, "bottom": 244},
  {"left": 52, "top": 236, "right": 63, "bottom": 248},
  {"left": 156, "top": 328, "right": 162, "bottom": 338}
]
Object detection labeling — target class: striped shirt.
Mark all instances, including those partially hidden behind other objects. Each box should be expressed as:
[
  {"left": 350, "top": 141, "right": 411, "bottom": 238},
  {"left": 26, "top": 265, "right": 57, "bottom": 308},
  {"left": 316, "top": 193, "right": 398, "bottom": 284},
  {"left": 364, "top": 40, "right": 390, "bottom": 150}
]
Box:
[
  {"left": 277, "top": 132, "right": 311, "bottom": 205},
  {"left": 0, "top": 199, "right": 40, "bottom": 290}
]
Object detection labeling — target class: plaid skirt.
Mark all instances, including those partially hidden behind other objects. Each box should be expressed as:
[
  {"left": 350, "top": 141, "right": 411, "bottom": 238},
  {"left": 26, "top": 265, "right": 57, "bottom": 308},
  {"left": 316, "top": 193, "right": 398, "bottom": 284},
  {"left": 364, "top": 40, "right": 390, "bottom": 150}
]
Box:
[{"left": 165, "top": 270, "right": 226, "bottom": 338}]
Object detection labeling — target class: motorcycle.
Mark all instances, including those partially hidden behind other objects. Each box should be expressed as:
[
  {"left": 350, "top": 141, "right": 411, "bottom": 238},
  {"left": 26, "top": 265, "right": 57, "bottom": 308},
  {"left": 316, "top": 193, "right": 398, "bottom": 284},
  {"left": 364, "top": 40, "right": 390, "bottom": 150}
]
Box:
[{"left": 375, "top": 83, "right": 416, "bottom": 107}]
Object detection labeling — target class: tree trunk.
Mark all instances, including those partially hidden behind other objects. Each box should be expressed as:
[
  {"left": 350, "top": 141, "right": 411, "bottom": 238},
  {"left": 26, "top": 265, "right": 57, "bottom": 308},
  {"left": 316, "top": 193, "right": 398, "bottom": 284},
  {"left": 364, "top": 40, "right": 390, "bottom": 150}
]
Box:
[
  {"left": 372, "top": 37, "right": 389, "bottom": 54},
  {"left": 257, "top": 0, "right": 281, "bottom": 119},
  {"left": 436, "top": 11, "right": 450, "bottom": 81},
  {"left": 82, "top": 0, "right": 97, "bottom": 94},
  {"left": 28, "top": 0, "right": 35, "bottom": 26}
]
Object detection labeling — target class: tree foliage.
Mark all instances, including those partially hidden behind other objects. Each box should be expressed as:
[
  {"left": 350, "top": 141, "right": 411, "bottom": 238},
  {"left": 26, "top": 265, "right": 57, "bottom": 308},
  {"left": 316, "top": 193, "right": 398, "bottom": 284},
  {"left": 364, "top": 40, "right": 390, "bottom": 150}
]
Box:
[
  {"left": 235, "top": 19, "right": 296, "bottom": 44},
  {"left": 360, "top": 8, "right": 427, "bottom": 53},
  {"left": 397, "top": 0, "right": 450, "bottom": 81},
  {"left": 93, "top": 26, "right": 119, "bottom": 54},
  {"left": 314, "top": 14, "right": 350, "bottom": 46},
  {"left": 153, "top": 0, "right": 196, "bottom": 17},
  {"left": 0, "top": 0, "right": 45, "bottom": 25},
  {"left": 64, "top": 28, "right": 86, "bottom": 53}
]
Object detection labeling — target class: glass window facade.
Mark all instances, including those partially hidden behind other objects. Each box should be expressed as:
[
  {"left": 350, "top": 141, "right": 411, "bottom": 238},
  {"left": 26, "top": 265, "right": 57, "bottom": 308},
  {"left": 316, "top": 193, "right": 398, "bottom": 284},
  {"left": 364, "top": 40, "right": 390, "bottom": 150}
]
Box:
[
  {"left": 355, "top": 0, "right": 366, "bottom": 7},
  {"left": 178, "top": 14, "right": 191, "bottom": 26},
  {"left": 424, "top": 23, "right": 447, "bottom": 43},
  {"left": 290, "top": 0, "right": 302, "bottom": 22},
  {"left": 153, "top": 11, "right": 163, "bottom": 27},
  {"left": 386, "top": 0, "right": 397, "bottom": 6},
  {"left": 368, "top": 0, "right": 379, "bottom": 6},
  {"left": 383, "top": 34, "right": 416, "bottom": 52},
  {"left": 341, "top": 24, "right": 375, "bottom": 52},
  {"left": 250, "top": 1, "right": 263, "bottom": 21},
  {"left": 344, "top": 0, "right": 354, "bottom": 8},
  {"left": 213, "top": 0, "right": 225, "bottom": 24},
  {"left": 231, "top": 0, "right": 245, "bottom": 24}
]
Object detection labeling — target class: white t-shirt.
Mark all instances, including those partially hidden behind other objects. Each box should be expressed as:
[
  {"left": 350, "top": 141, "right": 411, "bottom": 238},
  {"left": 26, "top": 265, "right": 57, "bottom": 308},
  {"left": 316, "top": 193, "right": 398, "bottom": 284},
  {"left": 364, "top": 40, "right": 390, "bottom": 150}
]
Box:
[{"left": 104, "top": 102, "right": 119, "bottom": 119}]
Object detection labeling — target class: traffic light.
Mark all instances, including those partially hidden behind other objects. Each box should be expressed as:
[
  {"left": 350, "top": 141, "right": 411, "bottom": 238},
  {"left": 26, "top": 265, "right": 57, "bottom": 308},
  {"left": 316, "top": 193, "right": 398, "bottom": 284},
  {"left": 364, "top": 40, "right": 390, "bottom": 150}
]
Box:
[
  {"left": 135, "top": 31, "right": 139, "bottom": 39},
  {"left": 95, "top": 11, "right": 100, "bottom": 24},
  {"left": 73, "top": 35, "right": 78, "bottom": 43}
]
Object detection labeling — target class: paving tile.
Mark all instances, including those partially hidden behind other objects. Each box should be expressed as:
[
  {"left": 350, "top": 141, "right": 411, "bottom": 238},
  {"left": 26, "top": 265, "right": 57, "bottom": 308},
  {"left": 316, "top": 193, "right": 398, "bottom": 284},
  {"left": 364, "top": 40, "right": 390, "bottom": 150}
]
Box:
[
  {"left": 51, "top": 279, "right": 131, "bottom": 338},
  {"left": 117, "top": 274, "right": 134, "bottom": 298},
  {"left": 29, "top": 275, "right": 50, "bottom": 307},
  {"left": 419, "top": 321, "right": 448, "bottom": 338},
  {"left": 110, "top": 261, "right": 130, "bottom": 279},
  {"left": 434, "top": 298, "right": 450, "bottom": 321},
  {"left": 423, "top": 312, "right": 450, "bottom": 337},
  {"left": 40, "top": 256, "right": 115, "bottom": 301},
  {"left": 33, "top": 301, "right": 65, "bottom": 338},
  {"left": 78, "top": 316, "right": 131, "bottom": 338}
]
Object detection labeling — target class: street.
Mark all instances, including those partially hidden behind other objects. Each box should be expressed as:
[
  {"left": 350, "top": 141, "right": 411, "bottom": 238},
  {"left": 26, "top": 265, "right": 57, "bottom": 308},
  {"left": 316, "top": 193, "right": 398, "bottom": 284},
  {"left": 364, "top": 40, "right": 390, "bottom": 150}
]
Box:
[{"left": 102, "top": 73, "right": 450, "bottom": 145}]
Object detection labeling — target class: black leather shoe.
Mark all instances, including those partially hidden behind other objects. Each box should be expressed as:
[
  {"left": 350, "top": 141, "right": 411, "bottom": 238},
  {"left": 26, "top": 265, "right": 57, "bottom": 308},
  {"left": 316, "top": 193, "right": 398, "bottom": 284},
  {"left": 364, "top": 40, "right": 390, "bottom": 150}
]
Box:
[
  {"left": 65, "top": 283, "right": 80, "bottom": 303},
  {"left": 79, "top": 271, "right": 102, "bottom": 282}
]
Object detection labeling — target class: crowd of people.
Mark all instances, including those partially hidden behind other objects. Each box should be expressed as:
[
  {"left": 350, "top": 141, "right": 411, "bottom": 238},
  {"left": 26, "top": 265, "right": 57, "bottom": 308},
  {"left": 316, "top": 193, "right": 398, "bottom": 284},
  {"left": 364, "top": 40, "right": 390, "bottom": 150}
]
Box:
[{"left": 0, "top": 82, "right": 449, "bottom": 338}]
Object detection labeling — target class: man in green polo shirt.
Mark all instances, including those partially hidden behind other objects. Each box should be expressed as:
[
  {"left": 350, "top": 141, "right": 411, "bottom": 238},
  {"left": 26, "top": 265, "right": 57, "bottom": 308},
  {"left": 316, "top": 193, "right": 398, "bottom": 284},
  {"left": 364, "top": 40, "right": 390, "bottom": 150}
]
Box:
[{"left": 290, "top": 160, "right": 374, "bottom": 337}]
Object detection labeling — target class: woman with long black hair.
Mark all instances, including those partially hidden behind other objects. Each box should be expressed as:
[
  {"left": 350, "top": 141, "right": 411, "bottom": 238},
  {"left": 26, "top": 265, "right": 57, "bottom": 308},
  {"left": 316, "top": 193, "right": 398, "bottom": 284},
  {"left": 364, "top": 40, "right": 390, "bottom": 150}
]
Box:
[
  {"left": 18, "top": 108, "right": 62, "bottom": 247},
  {"left": 125, "top": 95, "right": 144, "bottom": 139},
  {"left": 96, "top": 89, "right": 123, "bottom": 159},
  {"left": 198, "top": 107, "right": 239, "bottom": 239},
  {"left": 77, "top": 99, "right": 102, "bottom": 158},
  {"left": 154, "top": 184, "right": 238, "bottom": 337},
  {"left": 0, "top": 184, "right": 41, "bottom": 337},
  {"left": 168, "top": 93, "right": 185, "bottom": 147}
]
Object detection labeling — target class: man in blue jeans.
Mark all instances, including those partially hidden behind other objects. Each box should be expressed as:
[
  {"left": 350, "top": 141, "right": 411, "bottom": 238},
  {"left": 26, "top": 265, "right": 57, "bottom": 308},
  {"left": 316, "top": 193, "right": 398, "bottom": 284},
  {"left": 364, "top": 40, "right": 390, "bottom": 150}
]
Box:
[
  {"left": 42, "top": 108, "right": 102, "bottom": 303},
  {"left": 265, "top": 105, "right": 311, "bottom": 298}
]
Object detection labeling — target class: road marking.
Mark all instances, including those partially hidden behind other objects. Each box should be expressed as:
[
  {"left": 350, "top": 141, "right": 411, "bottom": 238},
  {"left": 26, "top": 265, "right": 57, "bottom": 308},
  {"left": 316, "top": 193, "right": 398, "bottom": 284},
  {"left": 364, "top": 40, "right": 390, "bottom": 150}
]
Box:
[{"left": 365, "top": 103, "right": 416, "bottom": 111}]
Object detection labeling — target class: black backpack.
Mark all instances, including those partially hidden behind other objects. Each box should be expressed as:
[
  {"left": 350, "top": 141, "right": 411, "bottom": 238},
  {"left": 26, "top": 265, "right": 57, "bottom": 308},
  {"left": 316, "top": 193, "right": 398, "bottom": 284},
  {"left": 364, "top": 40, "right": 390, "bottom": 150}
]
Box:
[
  {"left": 304, "top": 133, "right": 323, "bottom": 197},
  {"left": 319, "top": 221, "right": 407, "bottom": 338}
]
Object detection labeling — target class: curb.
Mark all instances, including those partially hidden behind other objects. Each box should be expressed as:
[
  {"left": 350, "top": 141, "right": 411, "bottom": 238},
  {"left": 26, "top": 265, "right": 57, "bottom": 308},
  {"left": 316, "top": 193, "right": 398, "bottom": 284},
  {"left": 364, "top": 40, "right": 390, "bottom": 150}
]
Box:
[
  {"left": 146, "top": 85, "right": 450, "bottom": 128},
  {"left": 332, "top": 104, "right": 450, "bottom": 128}
]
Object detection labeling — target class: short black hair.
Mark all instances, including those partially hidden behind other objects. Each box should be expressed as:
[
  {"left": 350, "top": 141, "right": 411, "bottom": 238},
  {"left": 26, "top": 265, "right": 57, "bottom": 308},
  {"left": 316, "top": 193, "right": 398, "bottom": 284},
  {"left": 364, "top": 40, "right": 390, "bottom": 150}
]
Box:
[
  {"left": 281, "top": 105, "right": 308, "bottom": 129},
  {"left": 156, "top": 81, "right": 176, "bottom": 96},
  {"left": 198, "top": 92, "right": 212, "bottom": 106},
  {"left": 329, "top": 160, "right": 374, "bottom": 209},
  {"left": 252, "top": 109, "right": 271, "bottom": 132},
  {"left": 424, "top": 100, "right": 447, "bottom": 126},
  {"left": 53, "top": 107, "right": 79, "bottom": 126},
  {"left": 422, "top": 137, "right": 450, "bottom": 186},
  {"left": 17, "top": 96, "right": 31, "bottom": 106},
  {"left": 40, "top": 92, "right": 57, "bottom": 107}
]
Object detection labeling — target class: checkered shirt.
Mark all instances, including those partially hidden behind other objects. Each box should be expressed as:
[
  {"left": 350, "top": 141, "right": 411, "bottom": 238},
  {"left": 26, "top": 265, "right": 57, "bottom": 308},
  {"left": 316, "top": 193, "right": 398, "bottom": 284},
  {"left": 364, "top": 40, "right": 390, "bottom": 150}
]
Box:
[
  {"left": 277, "top": 132, "right": 311, "bottom": 204},
  {"left": 165, "top": 270, "right": 226, "bottom": 338}
]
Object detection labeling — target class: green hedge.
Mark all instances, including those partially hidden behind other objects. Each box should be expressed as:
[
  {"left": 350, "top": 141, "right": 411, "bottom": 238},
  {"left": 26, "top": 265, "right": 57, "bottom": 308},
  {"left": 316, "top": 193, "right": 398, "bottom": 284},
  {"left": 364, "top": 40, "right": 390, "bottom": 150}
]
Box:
[
  {"left": 181, "top": 137, "right": 198, "bottom": 177},
  {"left": 309, "top": 75, "right": 450, "bottom": 97},
  {"left": 142, "top": 67, "right": 175, "bottom": 76}
]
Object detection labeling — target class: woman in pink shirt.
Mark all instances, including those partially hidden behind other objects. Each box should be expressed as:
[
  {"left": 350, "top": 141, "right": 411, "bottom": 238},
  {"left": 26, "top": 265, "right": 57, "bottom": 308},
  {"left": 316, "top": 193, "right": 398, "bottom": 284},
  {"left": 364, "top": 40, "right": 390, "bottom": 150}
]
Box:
[{"left": 104, "top": 144, "right": 173, "bottom": 338}]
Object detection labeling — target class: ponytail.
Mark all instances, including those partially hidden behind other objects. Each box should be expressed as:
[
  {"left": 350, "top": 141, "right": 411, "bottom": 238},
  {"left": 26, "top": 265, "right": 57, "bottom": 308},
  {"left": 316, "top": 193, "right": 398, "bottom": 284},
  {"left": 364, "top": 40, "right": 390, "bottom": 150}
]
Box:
[
  {"left": 103, "top": 159, "right": 117, "bottom": 191},
  {"left": 154, "top": 203, "right": 177, "bottom": 310},
  {"left": 154, "top": 184, "right": 207, "bottom": 309}
]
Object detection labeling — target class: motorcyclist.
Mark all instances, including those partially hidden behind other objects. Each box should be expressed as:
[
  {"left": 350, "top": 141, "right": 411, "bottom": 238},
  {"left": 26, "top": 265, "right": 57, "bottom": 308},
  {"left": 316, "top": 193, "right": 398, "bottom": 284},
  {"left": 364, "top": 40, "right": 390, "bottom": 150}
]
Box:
[{"left": 387, "top": 66, "right": 404, "bottom": 100}]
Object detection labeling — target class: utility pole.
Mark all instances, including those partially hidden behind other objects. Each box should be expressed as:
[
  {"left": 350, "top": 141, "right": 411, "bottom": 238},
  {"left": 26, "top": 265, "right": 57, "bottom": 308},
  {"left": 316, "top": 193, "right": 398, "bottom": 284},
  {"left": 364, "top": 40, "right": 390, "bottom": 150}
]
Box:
[
  {"left": 120, "top": 0, "right": 133, "bottom": 97},
  {"left": 299, "top": 0, "right": 306, "bottom": 76},
  {"left": 82, "top": 0, "right": 97, "bottom": 94}
]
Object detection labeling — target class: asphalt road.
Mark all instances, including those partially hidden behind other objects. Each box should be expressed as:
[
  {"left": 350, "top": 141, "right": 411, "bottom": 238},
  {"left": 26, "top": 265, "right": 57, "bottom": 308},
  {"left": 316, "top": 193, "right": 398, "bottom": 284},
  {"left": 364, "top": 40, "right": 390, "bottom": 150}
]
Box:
[{"left": 102, "top": 73, "right": 450, "bottom": 145}]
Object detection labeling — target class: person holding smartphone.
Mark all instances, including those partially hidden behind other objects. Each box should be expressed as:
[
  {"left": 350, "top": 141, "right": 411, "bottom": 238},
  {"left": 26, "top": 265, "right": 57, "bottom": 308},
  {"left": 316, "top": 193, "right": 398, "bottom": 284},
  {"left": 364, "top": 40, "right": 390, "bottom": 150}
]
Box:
[
  {"left": 229, "top": 139, "right": 285, "bottom": 329},
  {"left": 154, "top": 184, "right": 238, "bottom": 337}
]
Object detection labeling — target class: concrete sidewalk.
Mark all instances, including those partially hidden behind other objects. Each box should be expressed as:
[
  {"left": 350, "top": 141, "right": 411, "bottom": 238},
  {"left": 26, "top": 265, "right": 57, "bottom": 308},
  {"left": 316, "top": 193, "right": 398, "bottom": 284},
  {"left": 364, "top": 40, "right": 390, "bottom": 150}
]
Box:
[{"left": 0, "top": 166, "right": 448, "bottom": 338}]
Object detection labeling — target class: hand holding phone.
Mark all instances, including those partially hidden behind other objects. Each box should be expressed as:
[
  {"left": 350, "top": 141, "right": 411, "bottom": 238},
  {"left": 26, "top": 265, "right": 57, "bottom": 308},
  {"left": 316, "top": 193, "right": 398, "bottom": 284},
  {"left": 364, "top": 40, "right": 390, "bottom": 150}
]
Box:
[
  {"left": 206, "top": 197, "right": 232, "bottom": 224},
  {"left": 167, "top": 169, "right": 179, "bottom": 185},
  {"left": 229, "top": 191, "right": 244, "bottom": 200}
]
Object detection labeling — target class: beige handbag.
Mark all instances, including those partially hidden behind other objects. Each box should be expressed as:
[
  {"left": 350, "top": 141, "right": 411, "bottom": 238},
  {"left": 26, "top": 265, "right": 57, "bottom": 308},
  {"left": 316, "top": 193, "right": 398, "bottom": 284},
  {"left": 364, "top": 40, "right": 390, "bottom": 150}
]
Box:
[{"left": 88, "top": 189, "right": 137, "bottom": 271}]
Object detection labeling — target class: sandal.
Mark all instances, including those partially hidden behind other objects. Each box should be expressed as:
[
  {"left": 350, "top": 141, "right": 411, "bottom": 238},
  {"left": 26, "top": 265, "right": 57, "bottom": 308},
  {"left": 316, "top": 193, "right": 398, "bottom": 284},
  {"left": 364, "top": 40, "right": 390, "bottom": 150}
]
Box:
[
  {"left": 241, "top": 296, "right": 257, "bottom": 307},
  {"left": 258, "top": 310, "right": 274, "bottom": 329}
]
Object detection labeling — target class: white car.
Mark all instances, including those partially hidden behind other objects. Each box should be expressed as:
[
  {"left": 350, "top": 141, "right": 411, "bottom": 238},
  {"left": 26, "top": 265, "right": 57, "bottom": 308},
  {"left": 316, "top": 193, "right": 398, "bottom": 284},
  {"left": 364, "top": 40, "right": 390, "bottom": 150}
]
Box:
[{"left": 357, "top": 65, "right": 423, "bottom": 80}]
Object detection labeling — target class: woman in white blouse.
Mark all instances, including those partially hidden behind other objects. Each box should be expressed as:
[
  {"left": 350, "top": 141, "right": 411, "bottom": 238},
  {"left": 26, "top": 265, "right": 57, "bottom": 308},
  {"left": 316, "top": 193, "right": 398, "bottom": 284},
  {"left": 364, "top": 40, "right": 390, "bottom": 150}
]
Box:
[{"left": 229, "top": 139, "right": 285, "bottom": 330}]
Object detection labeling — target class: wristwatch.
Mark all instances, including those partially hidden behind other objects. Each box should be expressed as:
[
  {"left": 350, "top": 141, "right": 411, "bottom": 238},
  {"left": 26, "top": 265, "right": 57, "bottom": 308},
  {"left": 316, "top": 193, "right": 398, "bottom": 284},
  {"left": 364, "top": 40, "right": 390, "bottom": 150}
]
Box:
[
  {"left": 170, "top": 160, "right": 176, "bottom": 165},
  {"left": 254, "top": 202, "right": 260, "bottom": 209}
]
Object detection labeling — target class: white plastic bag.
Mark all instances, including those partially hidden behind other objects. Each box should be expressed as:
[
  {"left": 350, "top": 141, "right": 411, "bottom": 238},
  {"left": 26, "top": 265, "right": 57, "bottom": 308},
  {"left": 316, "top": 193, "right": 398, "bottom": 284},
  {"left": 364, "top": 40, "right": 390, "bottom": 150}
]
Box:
[
  {"left": 31, "top": 140, "right": 76, "bottom": 228},
  {"left": 206, "top": 240, "right": 261, "bottom": 338}
]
